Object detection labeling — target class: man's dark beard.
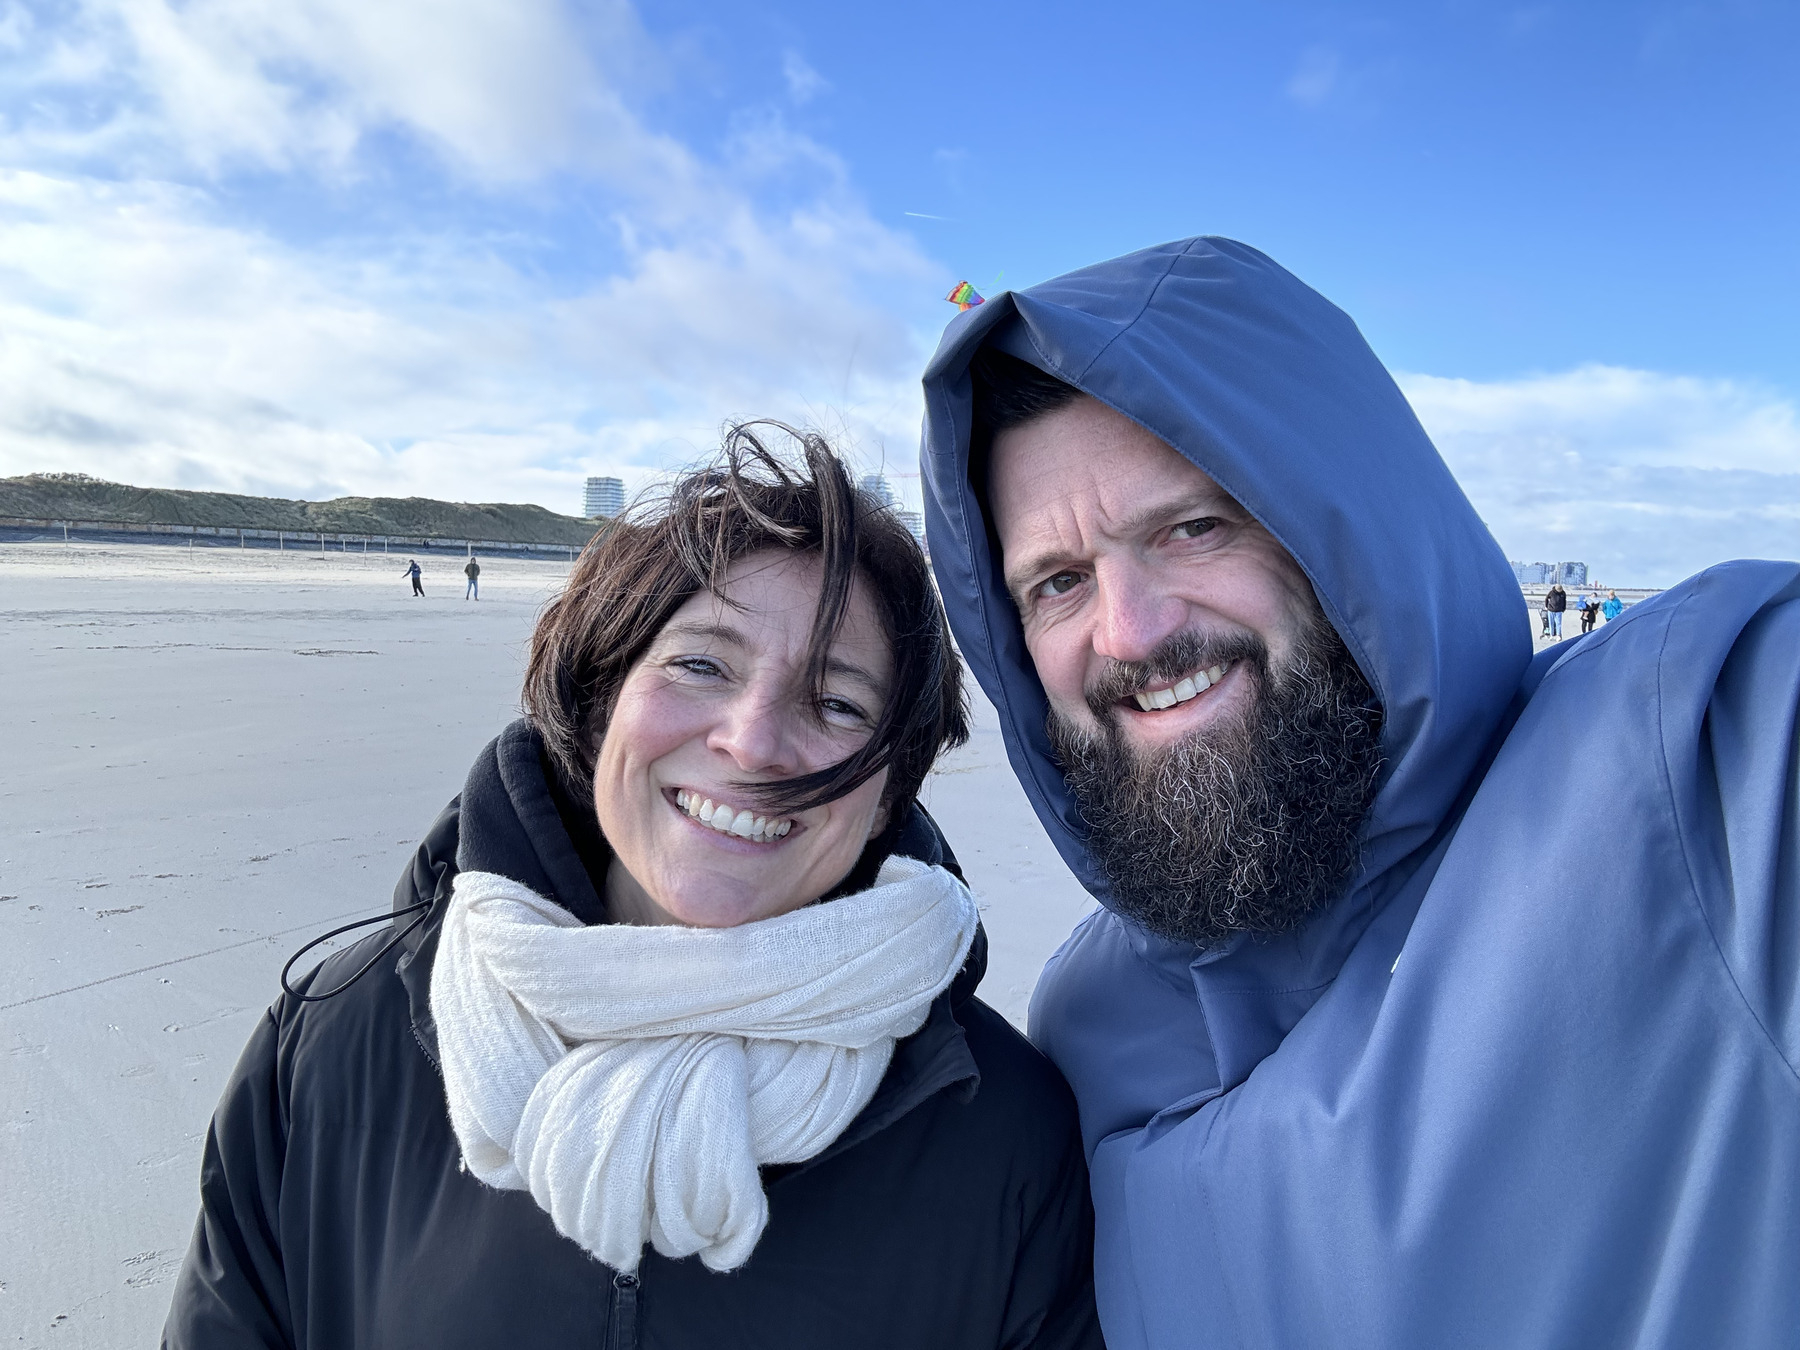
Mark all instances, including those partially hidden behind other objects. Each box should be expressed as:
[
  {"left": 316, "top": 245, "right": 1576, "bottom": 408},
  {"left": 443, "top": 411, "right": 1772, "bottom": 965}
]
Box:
[{"left": 1047, "top": 616, "right": 1383, "bottom": 948}]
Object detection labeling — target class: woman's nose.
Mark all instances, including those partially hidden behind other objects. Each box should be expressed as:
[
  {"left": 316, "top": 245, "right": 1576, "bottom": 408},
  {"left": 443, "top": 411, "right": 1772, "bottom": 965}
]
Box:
[{"left": 706, "top": 691, "right": 803, "bottom": 776}]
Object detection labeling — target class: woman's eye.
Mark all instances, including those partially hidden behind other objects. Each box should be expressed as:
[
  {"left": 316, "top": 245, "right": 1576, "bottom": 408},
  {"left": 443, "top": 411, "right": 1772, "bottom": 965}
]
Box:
[
  {"left": 669, "top": 656, "right": 726, "bottom": 681},
  {"left": 1170, "top": 518, "right": 1218, "bottom": 541},
  {"left": 819, "top": 696, "right": 870, "bottom": 724},
  {"left": 1037, "top": 571, "right": 1083, "bottom": 599}
]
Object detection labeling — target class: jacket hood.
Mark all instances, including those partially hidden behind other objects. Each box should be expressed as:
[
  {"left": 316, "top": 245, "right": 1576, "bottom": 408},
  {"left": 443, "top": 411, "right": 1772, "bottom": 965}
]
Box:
[{"left": 921, "top": 237, "right": 1531, "bottom": 1069}]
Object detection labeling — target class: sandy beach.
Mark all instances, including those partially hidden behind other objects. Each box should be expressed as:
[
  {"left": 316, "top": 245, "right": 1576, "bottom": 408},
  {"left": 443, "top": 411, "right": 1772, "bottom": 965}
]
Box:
[{"left": 1, "top": 540, "right": 1096, "bottom": 1348}]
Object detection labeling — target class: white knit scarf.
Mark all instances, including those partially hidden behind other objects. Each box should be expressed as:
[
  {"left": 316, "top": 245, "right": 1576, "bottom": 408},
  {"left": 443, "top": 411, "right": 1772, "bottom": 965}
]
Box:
[{"left": 429, "top": 855, "right": 979, "bottom": 1274}]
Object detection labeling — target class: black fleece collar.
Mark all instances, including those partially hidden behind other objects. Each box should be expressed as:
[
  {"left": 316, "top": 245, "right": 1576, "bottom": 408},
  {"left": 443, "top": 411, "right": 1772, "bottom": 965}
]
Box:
[{"left": 458, "top": 719, "right": 609, "bottom": 924}]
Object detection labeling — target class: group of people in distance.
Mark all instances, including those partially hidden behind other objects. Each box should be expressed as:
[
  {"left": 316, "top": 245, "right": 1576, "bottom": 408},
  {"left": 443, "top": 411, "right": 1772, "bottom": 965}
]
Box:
[
  {"left": 400, "top": 554, "right": 481, "bottom": 599},
  {"left": 1539, "top": 580, "right": 1624, "bottom": 639},
  {"left": 163, "top": 239, "right": 1800, "bottom": 1350}
]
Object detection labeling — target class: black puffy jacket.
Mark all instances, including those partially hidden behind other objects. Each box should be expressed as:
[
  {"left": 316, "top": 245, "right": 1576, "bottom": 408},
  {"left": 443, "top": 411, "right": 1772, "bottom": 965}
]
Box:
[{"left": 162, "top": 721, "right": 1104, "bottom": 1350}]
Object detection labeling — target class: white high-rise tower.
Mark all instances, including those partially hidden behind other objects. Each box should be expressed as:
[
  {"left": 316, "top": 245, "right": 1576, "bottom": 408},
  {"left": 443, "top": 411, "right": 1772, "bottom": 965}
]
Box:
[
  {"left": 583, "top": 476, "right": 625, "bottom": 519},
  {"left": 859, "top": 472, "right": 925, "bottom": 547}
]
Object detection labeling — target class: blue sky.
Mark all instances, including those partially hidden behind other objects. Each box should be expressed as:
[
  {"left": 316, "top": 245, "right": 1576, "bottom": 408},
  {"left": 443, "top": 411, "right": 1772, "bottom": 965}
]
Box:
[{"left": 1, "top": 0, "right": 1795, "bottom": 584}]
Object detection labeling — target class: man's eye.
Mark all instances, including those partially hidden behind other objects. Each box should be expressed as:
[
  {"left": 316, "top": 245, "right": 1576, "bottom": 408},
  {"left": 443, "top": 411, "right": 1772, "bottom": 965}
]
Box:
[
  {"left": 1037, "top": 571, "right": 1083, "bottom": 598},
  {"left": 1170, "top": 518, "right": 1218, "bottom": 540}
]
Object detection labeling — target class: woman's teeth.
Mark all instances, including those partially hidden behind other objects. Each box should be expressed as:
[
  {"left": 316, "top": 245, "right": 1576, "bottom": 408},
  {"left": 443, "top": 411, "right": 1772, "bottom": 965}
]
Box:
[
  {"left": 675, "top": 790, "right": 792, "bottom": 842},
  {"left": 1133, "top": 663, "right": 1229, "bottom": 712}
]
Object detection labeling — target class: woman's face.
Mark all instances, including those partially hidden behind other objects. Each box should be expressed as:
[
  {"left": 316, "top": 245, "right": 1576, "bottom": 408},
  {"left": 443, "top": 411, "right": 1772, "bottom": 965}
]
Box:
[{"left": 593, "top": 549, "right": 894, "bottom": 928}]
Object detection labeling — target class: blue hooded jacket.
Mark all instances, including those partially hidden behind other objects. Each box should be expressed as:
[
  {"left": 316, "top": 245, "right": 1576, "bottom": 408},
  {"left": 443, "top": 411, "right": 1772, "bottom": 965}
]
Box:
[{"left": 920, "top": 237, "right": 1800, "bottom": 1348}]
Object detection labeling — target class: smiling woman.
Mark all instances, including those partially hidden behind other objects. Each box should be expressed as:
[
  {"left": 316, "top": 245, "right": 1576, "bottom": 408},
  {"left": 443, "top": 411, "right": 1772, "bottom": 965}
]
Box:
[
  {"left": 525, "top": 422, "right": 968, "bottom": 928},
  {"left": 163, "top": 424, "right": 1104, "bottom": 1350},
  {"left": 591, "top": 552, "right": 897, "bottom": 928}
]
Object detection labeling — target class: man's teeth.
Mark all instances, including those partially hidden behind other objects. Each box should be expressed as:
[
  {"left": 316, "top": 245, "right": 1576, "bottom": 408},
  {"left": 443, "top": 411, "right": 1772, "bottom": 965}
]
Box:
[
  {"left": 674, "top": 790, "right": 793, "bottom": 842},
  {"left": 1133, "top": 663, "right": 1229, "bottom": 712}
]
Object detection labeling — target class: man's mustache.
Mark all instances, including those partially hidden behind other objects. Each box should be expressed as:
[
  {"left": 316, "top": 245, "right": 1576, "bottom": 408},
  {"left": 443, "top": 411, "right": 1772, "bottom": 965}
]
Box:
[{"left": 1084, "top": 629, "right": 1267, "bottom": 721}]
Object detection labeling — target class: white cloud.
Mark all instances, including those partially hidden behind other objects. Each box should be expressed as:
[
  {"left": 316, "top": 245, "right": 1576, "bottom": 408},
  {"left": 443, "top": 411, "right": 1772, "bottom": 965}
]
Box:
[
  {"left": 0, "top": 3, "right": 34, "bottom": 51},
  {"left": 0, "top": 0, "right": 659, "bottom": 182},
  {"left": 0, "top": 1, "right": 940, "bottom": 515},
  {"left": 1400, "top": 365, "right": 1800, "bottom": 587},
  {"left": 0, "top": 165, "right": 935, "bottom": 509},
  {"left": 781, "top": 50, "right": 827, "bottom": 105}
]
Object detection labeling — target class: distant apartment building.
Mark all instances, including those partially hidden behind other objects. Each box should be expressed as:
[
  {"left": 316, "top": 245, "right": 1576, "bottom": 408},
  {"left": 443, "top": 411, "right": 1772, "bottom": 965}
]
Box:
[
  {"left": 1510, "top": 560, "right": 1588, "bottom": 587},
  {"left": 858, "top": 473, "right": 926, "bottom": 547},
  {"left": 583, "top": 476, "right": 625, "bottom": 519},
  {"left": 858, "top": 473, "right": 899, "bottom": 509}
]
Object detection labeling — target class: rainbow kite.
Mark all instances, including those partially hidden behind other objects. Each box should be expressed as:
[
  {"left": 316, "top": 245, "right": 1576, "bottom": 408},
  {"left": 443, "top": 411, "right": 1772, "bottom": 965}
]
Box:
[{"left": 945, "top": 281, "right": 984, "bottom": 311}]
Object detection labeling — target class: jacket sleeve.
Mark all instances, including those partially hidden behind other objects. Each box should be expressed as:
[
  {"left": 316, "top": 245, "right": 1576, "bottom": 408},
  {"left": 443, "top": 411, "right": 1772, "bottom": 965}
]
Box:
[
  {"left": 162, "top": 1008, "right": 295, "bottom": 1349},
  {"left": 1000, "top": 1116, "right": 1108, "bottom": 1350}
]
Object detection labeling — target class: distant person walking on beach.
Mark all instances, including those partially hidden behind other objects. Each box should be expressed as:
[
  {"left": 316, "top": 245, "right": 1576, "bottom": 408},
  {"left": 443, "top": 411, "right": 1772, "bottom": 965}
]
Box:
[
  {"left": 403, "top": 559, "right": 423, "bottom": 596},
  {"left": 464, "top": 556, "right": 480, "bottom": 601},
  {"left": 1603, "top": 590, "right": 1624, "bottom": 622},
  {"left": 1581, "top": 596, "right": 1599, "bottom": 634},
  {"left": 1545, "top": 582, "right": 1567, "bottom": 638}
]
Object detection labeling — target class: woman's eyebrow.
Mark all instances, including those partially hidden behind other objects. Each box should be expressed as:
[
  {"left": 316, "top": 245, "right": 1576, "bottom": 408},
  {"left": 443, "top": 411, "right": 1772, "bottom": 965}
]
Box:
[
  {"left": 824, "top": 656, "right": 887, "bottom": 697},
  {"left": 658, "top": 621, "right": 746, "bottom": 648},
  {"left": 661, "top": 622, "right": 885, "bottom": 696}
]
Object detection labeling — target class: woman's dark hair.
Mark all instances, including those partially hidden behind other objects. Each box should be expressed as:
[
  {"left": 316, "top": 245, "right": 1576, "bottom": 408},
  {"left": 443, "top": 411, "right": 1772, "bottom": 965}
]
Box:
[{"left": 524, "top": 421, "right": 968, "bottom": 823}]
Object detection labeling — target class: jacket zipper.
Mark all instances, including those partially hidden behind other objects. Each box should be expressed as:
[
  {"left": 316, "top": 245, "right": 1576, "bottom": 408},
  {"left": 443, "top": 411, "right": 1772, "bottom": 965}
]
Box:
[{"left": 608, "top": 1271, "right": 640, "bottom": 1349}]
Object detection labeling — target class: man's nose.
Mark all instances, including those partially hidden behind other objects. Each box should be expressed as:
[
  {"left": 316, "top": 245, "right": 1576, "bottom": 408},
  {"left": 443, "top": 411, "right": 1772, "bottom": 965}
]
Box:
[
  {"left": 1091, "top": 561, "right": 1186, "bottom": 664},
  {"left": 706, "top": 690, "right": 803, "bottom": 776}
]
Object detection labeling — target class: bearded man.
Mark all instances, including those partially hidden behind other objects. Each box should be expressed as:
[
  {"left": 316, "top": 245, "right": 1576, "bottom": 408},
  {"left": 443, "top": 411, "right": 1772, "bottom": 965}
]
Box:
[{"left": 920, "top": 237, "right": 1800, "bottom": 1348}]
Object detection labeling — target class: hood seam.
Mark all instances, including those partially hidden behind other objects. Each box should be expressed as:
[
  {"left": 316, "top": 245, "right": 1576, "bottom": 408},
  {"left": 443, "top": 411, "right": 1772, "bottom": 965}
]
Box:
[{"left": 1655, "top": 573, "right": 1800, "bottom": 1087}]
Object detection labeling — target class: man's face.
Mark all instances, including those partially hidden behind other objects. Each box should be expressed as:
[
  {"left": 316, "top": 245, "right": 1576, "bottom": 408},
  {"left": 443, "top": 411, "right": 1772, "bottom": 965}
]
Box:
[
  {"left": 989, "top": 395, "right": 1317, "bottom": 745},
  {"left": 987, "top": 394, "right": 1383, "bottom": 946}
]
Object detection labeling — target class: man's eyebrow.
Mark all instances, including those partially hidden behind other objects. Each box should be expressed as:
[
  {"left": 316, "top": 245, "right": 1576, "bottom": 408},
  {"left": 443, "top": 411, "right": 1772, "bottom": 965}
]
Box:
[
  {"left": 1002, "top": 487, "right": 1240, "bottom": 600},
  {"left": 1003, "top": 547, "right": 1076, "bottom": 607}
]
